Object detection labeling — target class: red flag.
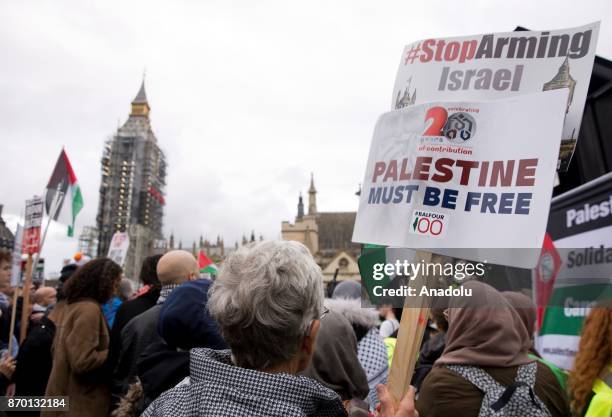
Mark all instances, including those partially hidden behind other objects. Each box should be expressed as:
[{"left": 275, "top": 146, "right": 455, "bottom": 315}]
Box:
[{"left": 535, "top": 233, "right": 562, "bottom": 329}]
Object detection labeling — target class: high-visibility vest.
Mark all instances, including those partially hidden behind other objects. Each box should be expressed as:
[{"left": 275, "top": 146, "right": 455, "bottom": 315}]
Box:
[
  {"left": 584, "top": 365, "right": 612, "bottom": 417},
  {"left": 384, "top": 337, "right": 396, "bottom": 367}
]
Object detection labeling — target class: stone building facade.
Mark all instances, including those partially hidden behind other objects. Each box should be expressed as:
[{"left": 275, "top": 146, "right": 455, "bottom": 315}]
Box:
[
  {"left": 281, "top": 175, "right": 361, "bottom": 283},
  {"left": 0, "top": 205, "right": 14, "bottom": 253}
]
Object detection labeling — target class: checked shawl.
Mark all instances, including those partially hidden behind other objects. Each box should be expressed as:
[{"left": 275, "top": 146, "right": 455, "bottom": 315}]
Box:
[{"left": 141, "top": 348, "right": 347, "bottom": 417}]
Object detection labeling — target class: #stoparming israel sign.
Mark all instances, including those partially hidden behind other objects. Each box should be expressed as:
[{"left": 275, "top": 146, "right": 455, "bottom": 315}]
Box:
[{"left": 391, "top": 22, "right": 599, "bottom": 172}]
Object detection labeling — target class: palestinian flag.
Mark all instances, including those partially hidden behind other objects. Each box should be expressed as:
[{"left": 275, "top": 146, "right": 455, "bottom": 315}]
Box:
[
  {"left": 198, "top": 250, "right": 218, "bottom": 275},
  {"left": 45, "top": 149, "right": 83, "bottom": 237}
]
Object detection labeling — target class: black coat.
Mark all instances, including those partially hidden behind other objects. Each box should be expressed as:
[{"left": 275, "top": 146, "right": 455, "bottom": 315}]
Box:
[
  {"left": 138, "top": 341, "right": 190, "bottom": 411},
  {"left": 9, "top": 316, "right": 56, "bottom": 417},
  {"left": 14, "top": 316, "right": 55, "bottom": 395},
  {"left": 111, "top": 305, "right": 164, "bottom": 408},
  {"left": 108, "top": 288, "right": 160, "bottom": 374},
  {"left": 112, "top": 341, "right": 191, "bottom": 417},
  {"left": 108, "top": 287, "right": 160, "bottom": 409}
]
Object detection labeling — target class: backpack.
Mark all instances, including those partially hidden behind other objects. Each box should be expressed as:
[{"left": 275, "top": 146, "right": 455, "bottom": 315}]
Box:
[{"left": 446, "top": 362, "right": 553, "bottom": 417}]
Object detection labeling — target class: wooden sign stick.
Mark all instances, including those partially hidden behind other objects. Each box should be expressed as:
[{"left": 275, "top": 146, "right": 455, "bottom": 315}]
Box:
[{"left": 387, "top": 250, "right": 434, "bottom": 404}]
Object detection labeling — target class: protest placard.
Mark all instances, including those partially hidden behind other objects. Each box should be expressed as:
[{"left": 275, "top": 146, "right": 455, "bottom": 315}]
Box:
[
  {"left": 22, "top": 196, "right": 43, "bottom": 255},
  {"left": 392, "top": 22, "right": 599, "bottom": 171},
  {"left": 10, "top": 224, "right": 23, "bottom": 287},
  {"left": 108, "top": 232, "right": 130, "bottom": 267},
  {"left": 18, "top": 196, "right": 44, "bottom": 342},
  {"left": 535, "top": 171, "right": 612, "bottom": 370},
  {"left": 352, "top": 90, "right": 568, "bottom": 269}
]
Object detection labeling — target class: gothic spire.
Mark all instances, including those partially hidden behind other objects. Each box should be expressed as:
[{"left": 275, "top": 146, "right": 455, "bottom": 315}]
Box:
[
  {"left": 169, "top": 232, "right": 175, "bottom": 250},
  {"left": 309, "top": 172, "right": 316, "bottom": 193},
  {"left": 308, "top": 173, "right": 317, "bottom": 215},
  {"left": 297, "top": 192, "right": 304, "bottom": 219}
]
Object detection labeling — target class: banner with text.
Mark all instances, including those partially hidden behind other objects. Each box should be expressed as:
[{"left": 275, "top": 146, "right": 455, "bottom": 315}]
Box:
[
  {"left": 10, "top": 224, "right": 23, "bottom": 287},
  {"left": 536, "top": 172, "right": 612, "bottom": 370},
  {"left": 22, "top": 196, "right": 43, "bottom": 255},
  {"left": 392, "top": 22, "right": 599, "bottom": 171},
  {"left": 352, "top": 90, "right": 567, "bottom": 268}
]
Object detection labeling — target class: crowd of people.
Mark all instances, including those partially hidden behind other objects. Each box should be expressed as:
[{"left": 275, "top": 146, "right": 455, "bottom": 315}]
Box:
[{"left": 0, "top": 241, "right": 609, "bottom": 417}]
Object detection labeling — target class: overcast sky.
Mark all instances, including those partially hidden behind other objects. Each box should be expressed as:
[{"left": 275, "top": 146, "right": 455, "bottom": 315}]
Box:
[{"left": 1, "top": 0, "right": 611, "bottom": 276}]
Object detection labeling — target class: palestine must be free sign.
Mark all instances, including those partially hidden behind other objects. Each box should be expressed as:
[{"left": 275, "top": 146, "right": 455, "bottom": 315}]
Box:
[{"left": 352, "top": 90, "right": 568, "bottom": 268}]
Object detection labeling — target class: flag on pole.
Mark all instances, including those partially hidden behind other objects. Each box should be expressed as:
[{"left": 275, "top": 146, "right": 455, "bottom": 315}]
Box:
[
  {"left": 198, "top": 250, "right": 218, "bottom": 275},
  {"left": 45, "top": 149, "right": 84, "bottom": 237}
]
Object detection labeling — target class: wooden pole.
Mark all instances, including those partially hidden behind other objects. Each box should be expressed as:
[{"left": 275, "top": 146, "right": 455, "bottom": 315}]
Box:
[
  {"left": 19, "top": 254, "right": 33, "bottom": 344},
  {"left": 386, "top": 251, "right": 434, "bottom": 404}
]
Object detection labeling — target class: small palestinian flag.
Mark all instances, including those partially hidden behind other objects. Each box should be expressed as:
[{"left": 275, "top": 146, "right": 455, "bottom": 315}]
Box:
[
  {"left": 358, "top": 244, "right": 391, "bottom": 304},
  {"left": 198, "top": 250, "right": 218, "bottom": 275},
  {"left": 45, "top": 149, "right": 83, "bottom": 237}
]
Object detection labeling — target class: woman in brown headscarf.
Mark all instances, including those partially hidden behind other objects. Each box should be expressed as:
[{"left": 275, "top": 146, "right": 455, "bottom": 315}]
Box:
[{"left": 416, "top": 280, "right": 569, "bottom": 417}]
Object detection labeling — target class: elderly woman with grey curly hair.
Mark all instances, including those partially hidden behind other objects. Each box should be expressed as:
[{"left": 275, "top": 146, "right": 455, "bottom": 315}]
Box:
[{"left": 141, "top": 240, "right": 416, "bottom": 417}]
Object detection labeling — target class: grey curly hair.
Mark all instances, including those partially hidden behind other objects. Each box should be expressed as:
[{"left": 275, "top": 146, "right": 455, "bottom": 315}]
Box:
[{"left": 207, "top": 240, "right": 324, "bottom": 370}]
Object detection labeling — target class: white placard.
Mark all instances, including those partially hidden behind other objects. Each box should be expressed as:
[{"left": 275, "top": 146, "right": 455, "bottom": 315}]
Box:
[
  {"left": 107, "top": 232, "right": 130, "bottom": 267},
  {"left": 10, "top": 224, "right": 24, "bottom": 287},
  {"left": 352, "top": 90, "right": 568, "bottom": 268},
  {"left": 24, "top": 197, "right": 43, "bottom": 229},
  {"left": 392, "top": 22, "right": 599, "bottom": 171}
]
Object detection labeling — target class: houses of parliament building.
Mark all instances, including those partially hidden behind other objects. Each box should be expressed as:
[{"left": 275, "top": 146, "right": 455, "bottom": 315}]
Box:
[{"left": 281, "top": 175, "right": 361, "bottom": 283}]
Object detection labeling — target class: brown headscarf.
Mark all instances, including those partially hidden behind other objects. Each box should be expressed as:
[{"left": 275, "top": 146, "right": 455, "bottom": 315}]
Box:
[
  {"left": 502, "top": 291, "right": 538, "bottom": 354},
  {"left": 435, "top": 280, "right": 533, "bottom": 367}
]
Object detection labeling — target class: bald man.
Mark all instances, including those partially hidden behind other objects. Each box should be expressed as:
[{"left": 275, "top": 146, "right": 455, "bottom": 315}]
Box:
[
  {"left": 111, "top": 251, "right": 199, "bottom": 408},
  {"left": 30, "top": 287, "right": 58, "bottom": 323},
  {"left": 155, "top": 250, "right": 199, "bottom": 303},
  {"left": 33, "top": 287, "right": 57, "bottom": 308}
]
